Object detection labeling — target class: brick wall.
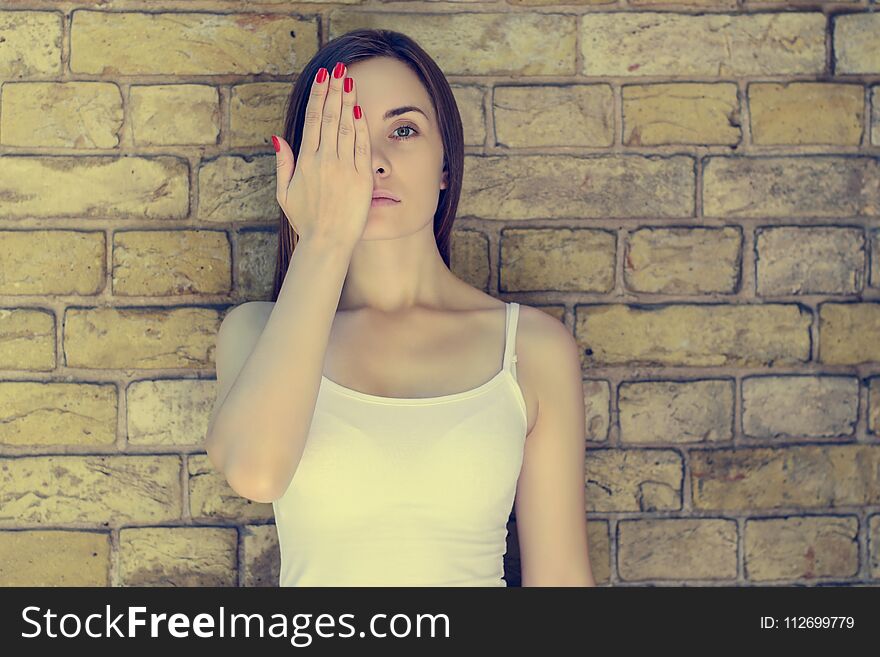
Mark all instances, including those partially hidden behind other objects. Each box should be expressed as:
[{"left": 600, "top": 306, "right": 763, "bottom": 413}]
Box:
[{"left": 0, "top": 1, "right": 878, "bottom": 586}]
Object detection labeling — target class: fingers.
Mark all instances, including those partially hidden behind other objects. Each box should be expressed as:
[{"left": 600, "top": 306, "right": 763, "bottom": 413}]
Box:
[
  {"left": 302, "top": 66, "right": 328, "bottom": 156},
  {"left": 273, "top": 134, "right": 294, "bottom": 206},
  {"left": 338, "top": 74, "right": 357, "bottom": 162},
  {"left": 353, "top": 103, "right": 371, "bottom": 176},
  {"left": 322, "top": 61, "right": 346, "bottom": 159}
]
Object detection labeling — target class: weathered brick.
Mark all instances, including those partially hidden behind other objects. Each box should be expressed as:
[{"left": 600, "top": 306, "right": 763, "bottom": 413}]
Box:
[
  {"left": 0, "top": 309, "right": 54, "bottom": 370},
  {"left": 586, "top": 520, "right": 611, "bottom": 586},
  {"left": 127, "top": 379, "right": 216, "bottom": 447},
  {"left": 0, "top": 455, "right": 181, "bottom": 525},
  {"left": 128, "top": 85, "right": 220, "bottom": 146},
  {"left": 453, "top": 85, "right": 487, "bottom": 147},
  {"left": 870, "top": 514, "right": 880, "bottom": 578},
  {"left": 624, "top": 227, "right": 741, "bottom": 294},
  {"left": 330, "top": 11, "right": 576, "bottom": 76},
  {"left": 0, "top": 156, "right": 189, "bottom": 219},
  {"left": 0, "top": 11, "right": 62, "bottom": 78},
  {"left": 618, "top": 518, "right": 737, "bottom": 581},
  {"left": 869, "top": 377, "right": 880, "bottom": 437},
  {"left": 691, "top": 445, "right": 880, "bottom": 510},
  {"left": 871, "top": 227, "right": 880, "bottom": 287},
  {"left": 578, "top": 304, "right": 811, "bottom": 367},
  {"left": 623, "top": 83, "right": 740, "bottom": 146},
  {"left": 0, "top": 231, "right": 104, "bottom": 295},
  {"left": 494, "top": 85, "right": 613, "bottom": 147},
  {"left": 501, "top": 228, "right": 615, "bottom": 292},
  {"left": 229, "top": 82, "right": 290, "bottom": 148},
  {"left": 461, "top": 155, "right": 694, "bottom": 220},
  {"left": 188, "top": 454, "right": 275, "bottom": 522},
  {"left": 749, "top": 83, "right": 864, "bottom": 145},
  {"left": 819, "top": 302, "right": 880, "bottom": 365},
  {"left": 113, "top": 230, "right": 231, "bottom": 296},
  {"left": 581, "top": 12, "right": 824, "bottom": 77},
  {"left": 451, "top": 229, "right": 490, "bottom": 292},
  {"left": 744, "top": 516, "right": 859, "bottom": 581},
  {"left": 119, "top": 527, "right": 237, "bottom": 586},
  {"left": 198, "top": 155, "right": 276, "bottom": 222},
  {"left": 619, "top": 380, "right": 734, "bottom": 444},
  {"left": 742, "top": 375, "right": 858, "bottom": 439},
  {"left": 64, "top": 307, "right": 220, "bottom": 369},
  {"left": 0, "top": 82, "right": 122, "bottom": 148},
  {"left": 704, "top": 156, "right": 880, "bottom": 218},
  {"left": 872, "top": 86, "right": 880, "bottom": 147},
  {"left": 243, "top": 523, "right": 280, "bottom": 587},
  {"left": 584, "top": 380, "right": 611, "bottom": 443},
  {"left": 756, "top": 226, "right": 865, "bottom": 295},
  {"left": 236, "top": 229, "right": 277, "bottom": 300},
  {"left": 585, "top": 449, "right": 682, "bottom": 512},
  {"left": 833, "top": 13, "right": 880, "bottom": 74},
  {"left": 71, "top": 11, "right": 316, "bottom": 76},
  {"left": 0, "top": 530, "right": 109, "bottom": 586},
  {"left": 0, "top": 382, "right": 116, "bottom": 447}
]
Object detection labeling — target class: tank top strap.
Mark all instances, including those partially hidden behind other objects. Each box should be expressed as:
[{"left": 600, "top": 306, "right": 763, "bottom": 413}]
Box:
[{"left": 502, "top": 302, "right": 520, "bottom": 374}]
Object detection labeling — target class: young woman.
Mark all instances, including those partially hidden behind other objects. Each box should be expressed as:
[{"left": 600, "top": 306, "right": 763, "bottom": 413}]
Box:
[{"left": 205, "top": 29, "right": 595, "bottom": 587}]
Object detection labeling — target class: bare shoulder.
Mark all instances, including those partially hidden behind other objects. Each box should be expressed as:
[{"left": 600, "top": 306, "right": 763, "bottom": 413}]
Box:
[{"left": 515, "top": 305, "right": 582, "bottom": 433}]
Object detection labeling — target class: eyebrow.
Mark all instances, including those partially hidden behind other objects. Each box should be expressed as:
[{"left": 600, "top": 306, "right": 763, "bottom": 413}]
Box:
[{"left": 383, "top": 105, "right": 429, "bottom": 122}]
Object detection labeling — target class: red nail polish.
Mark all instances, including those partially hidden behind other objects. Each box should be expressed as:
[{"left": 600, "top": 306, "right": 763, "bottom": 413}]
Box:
[
  {"left": 344, "top": 77, "right": 352, "bottom": 93},
  {"left": 333, "top": 62, "right": 345, "bottom": 79},
  {"left": 316, "top": 68, "right": 327, "bottom": 83},
  {"left": 271, "top": 135, "right": 280, "bottom": 152},
  {"left": 354, "top": 105, "right": 362, "bottom": 120}
]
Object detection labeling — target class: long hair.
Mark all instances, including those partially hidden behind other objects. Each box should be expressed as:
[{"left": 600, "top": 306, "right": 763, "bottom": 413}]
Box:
[{"left": 271, "top": 29, "right": 465, "bottom": 302}]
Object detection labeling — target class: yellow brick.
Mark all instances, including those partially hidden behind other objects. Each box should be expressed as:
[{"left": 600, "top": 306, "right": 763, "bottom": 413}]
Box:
[
  {"left": 0, "top": 230, "right": 104, "bottom": 295},
  {"left": 749, "top": 82, "right": 864, "bottom": 145},
  {"left": 619, "top": 380, "right": 734, "bottom": 444},
  {"left": 585, "top": 449, "right": 682, "bottom": 512},
  {"left": 691, "top": 444, "right": 880, "bottom": 510},
  {"left": 0, "top": 530, "right": 110, "bottom": 586},
  {"left": 198, "top": 155, "right": 277, "bottom": 222},
  {"left": 756, "top": 226, "right": 864, "bottom": 295},
  {"left": 71, "top": 11, "right": 316, "bottom": 75},
  {"left": 229, "top": 82, "right": 290, "bottom": 148},
  {"left": 0, "top": 309, "right": 54, "bottom": 370},
  {"left": 494, "top": 85, "right": 614, "bottom": 147},
  {"left": 330, "top": 11, "right": 576, "bottom": 76},
  {"left": 834, "top": 13, "right": 880, "bottom": 74},
  {"left": 584, "top": 380, "right": 611, "bottom": 443},
  {"left": 623, "top": 83, "right": 740, "bottom": 146},
  {"left": 745, "top": 516, "right": 859, "bottom": 581},
  {"left": 0, "top": 455, "right": 181, "bottom": 525},
  {"left": 742, "top": 375, "right": 858, "bottom": 439},
  {"left": 462, "top": 155, "right": 694, "bottom": 221},
  {"left": 581, "top": 12, "right": 824, "bottom": 76},
  {"left": 624, "top": 227, "right": 740, "bottom": 293},
  {"left": 0, "top": 382, "right": 116, "bottom": 447},
  {"left": 0, "top": 11, "right": 62, "bottom": 78},
  {"left": 618, "top": 519, "right": 737, "bottom": 581},
  {"left": 236, "top": 230, "right": 278, "bottom": 299},
  {"left": 704, "top": 156, "right": 880, "bottom": 218},
  {"left": 0, "top": 156, "right": 188, "bottom": 219},
  {"left": 501, "top": 228, "right": 615, "bottom": 292},
  {"left": 577, "top": 304, "right": 811, "bottom": 367},
  {"left": 451, "top": 230, "right": 490, "bottom": 292},
  {"left": 64, "top": 307, "right": 220, "bottom": 369},
  {"left": 113, "top": 230, "right": 231, "bottom": 296},
  {"left": 127, "top": 379, "right": 216, "bottom": 447},
  {"left": 0, "top": 82, "right": 122, "bottom": 148},
  {"left": 119, "top": 527, "right": 237, "bottom": 586},
  {"left": 819, "top": 302, "right": 880, "bottom": 364},
  {"left": 129, "top": 85, "right": 220, "bottom": 146}
]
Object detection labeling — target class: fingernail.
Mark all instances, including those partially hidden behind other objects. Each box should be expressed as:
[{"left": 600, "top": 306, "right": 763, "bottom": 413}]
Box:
[
  {"left": 271, "top": 135, "right": 280, "bottom": 153},
  {"left": 316, "top": 68, "right": 327, "bottom": 84}
]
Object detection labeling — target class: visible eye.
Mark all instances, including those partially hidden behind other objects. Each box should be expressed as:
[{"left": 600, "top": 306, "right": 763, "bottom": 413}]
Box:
[{"left": 391, "top": 124, "right": 419, "bottom": 141}]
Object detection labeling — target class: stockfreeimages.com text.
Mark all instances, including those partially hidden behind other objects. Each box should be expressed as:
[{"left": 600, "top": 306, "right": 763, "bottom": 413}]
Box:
[{"left": 21, "top": 605, "right": 451, "bottom": 646}]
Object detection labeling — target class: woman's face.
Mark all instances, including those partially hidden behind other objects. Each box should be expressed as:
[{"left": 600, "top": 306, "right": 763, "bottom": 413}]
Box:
[{"left": 344, "top": 56, "right": 448, "bottom": 238}]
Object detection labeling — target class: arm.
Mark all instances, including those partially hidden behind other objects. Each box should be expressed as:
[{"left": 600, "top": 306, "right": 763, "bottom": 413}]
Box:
[
  {"left": 514, "top": 311, "right": 596, "bottom": 587},
  {"left": 204, "top": 236, "right": 354, "bottom": 503}
]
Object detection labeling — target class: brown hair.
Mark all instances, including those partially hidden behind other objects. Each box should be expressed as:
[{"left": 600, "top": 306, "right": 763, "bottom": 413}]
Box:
[{"left": 271, "top": 29, "right": 465, "bottom": 302}]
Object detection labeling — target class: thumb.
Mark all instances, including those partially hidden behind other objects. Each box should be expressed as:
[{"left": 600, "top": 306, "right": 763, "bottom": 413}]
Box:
[{"left": 272, "top": 134, "right": 294, "bottom": 203}]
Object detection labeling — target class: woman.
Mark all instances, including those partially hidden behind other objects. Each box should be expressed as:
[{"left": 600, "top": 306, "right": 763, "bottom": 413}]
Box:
[{"left": 206, "top": 29, "right": 595, "bottom": 587}]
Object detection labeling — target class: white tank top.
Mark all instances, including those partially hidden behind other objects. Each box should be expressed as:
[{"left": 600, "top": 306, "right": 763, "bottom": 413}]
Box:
[{"left": 272, "top": 302, "right": 528, "bottom": 586}]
